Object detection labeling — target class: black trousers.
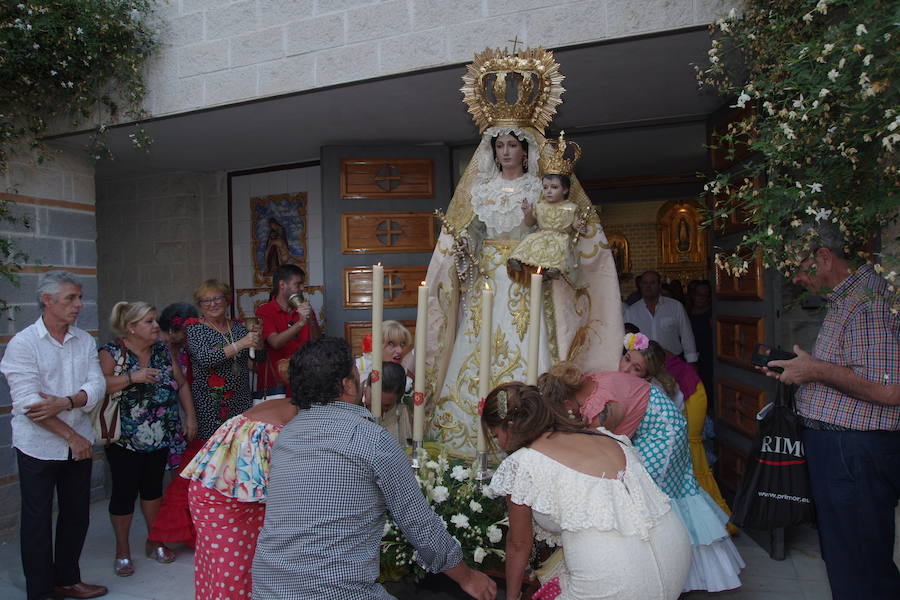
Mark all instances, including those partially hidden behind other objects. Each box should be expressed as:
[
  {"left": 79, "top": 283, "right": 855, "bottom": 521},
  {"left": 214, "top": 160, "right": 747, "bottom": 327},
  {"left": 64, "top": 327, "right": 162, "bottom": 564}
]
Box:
[{"left": 16, "top": 449, "right": 92, "bottom": 600}]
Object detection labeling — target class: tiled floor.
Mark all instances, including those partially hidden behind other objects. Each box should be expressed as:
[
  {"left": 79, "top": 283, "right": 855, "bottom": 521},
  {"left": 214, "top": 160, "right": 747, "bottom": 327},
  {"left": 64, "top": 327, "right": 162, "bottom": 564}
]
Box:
[{"left": 0, "top": 500, "right": 831, "bottom": 599}]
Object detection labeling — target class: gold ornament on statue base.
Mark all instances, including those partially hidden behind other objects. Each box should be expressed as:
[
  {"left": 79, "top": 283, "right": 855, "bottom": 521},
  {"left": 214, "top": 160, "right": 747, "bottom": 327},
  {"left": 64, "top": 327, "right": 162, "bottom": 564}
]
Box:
[{"left": 460, "top": 47, "right": 565, "bottom": 133}]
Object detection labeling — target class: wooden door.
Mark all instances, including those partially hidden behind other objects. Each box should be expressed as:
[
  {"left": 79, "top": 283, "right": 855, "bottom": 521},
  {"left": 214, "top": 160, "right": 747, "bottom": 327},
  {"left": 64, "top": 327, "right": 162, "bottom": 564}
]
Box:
[{"left": 321, "top": 146, "right": 449, "bottom": 355}]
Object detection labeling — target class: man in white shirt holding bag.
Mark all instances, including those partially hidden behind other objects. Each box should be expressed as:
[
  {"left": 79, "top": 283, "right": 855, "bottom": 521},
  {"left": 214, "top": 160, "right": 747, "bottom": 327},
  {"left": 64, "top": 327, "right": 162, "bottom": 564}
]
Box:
[{"left": 0, "top": 271, "right": 107, "bottom": 600}]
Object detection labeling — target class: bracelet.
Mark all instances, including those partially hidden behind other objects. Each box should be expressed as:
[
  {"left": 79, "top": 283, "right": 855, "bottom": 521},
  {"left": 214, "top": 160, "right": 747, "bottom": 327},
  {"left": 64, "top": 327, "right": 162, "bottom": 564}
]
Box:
[
  {"left": 231, "top": 343, "right": 239, "bottom": 354},
  {"left": 127, "top": 372, "right": 133, "bottom": 385},
  {"left": 66, "top": 395, "right": 74, "bottom": 410}
]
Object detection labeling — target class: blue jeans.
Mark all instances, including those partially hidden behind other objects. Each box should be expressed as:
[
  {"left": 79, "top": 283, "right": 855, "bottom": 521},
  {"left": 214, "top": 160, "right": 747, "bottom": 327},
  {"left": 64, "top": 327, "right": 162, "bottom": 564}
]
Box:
[{"left": 802, "top": 427, "right": 900, "bottom": 599}]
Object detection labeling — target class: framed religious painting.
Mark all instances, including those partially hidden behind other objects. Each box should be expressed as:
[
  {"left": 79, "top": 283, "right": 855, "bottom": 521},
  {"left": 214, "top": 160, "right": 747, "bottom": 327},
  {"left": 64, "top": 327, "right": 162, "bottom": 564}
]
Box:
[
  {"left": 250, "top": 192, "right": 308, "bottom": 287},
  {"left": 605, "top": 232, "right": 631, "bottom": 276}
]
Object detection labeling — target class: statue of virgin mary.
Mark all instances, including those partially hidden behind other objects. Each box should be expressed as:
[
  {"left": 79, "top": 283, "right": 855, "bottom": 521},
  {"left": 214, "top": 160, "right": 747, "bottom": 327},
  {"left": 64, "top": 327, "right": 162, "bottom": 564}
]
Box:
[{"left": 423, "top": 47, "right": 624, "bottom": 458}]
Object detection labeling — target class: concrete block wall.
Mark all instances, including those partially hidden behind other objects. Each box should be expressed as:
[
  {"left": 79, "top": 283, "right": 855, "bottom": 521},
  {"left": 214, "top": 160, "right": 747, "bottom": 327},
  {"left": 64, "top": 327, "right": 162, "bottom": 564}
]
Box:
[
  {"left": 598, "top": 198, "right": 666, "bottom": 286},
  {"left": 0, "top": 145, "right": 104, "bottom": 536},
  {"left": 95, "top": 171, "right": 229, "bottom": 341},
  {"left": 141, "top": 0, "right": 739, "bottom": 118}
]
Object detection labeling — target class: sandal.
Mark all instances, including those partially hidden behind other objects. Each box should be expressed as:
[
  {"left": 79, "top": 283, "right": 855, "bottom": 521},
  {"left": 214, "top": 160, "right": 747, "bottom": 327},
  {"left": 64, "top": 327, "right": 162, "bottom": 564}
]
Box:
[
  {"left": 114, "top": 557, "right": 135, "bottom": 577},
  {"left": 145, "top": 540, "right": 176, "bottom": 564}
]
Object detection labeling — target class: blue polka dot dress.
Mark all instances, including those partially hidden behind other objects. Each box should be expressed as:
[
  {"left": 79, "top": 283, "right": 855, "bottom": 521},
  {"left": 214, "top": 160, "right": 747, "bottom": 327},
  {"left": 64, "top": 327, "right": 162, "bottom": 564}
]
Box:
[{"left": 633, "top": 385, "right": 745, "bottom": 592}]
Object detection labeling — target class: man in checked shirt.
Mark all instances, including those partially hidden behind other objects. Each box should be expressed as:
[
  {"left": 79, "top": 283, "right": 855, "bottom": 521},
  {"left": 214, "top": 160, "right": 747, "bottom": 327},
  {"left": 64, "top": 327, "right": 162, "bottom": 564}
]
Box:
[
  {"left": 764, "top": 224, "right": 900, "bottom": 600},
  {"left": 252, "top": 336, "right": 496, "bottom": 600}
]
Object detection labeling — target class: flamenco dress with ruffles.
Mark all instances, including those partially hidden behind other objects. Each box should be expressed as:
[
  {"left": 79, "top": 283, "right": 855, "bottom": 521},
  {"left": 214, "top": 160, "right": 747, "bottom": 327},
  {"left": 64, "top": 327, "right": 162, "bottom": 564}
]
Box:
[
  {"left": 487, "top": 429, "right": 692, "bottom": 599},
  {"left": 633, "top": 385, "right": 744, "bottom": 592},
  {"left": 180, "top": 414, "right": 284, "bottom": 600}
]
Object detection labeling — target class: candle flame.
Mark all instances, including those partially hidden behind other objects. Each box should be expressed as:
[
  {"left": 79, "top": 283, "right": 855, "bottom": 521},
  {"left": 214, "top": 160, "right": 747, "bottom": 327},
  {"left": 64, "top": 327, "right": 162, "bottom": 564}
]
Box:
[
  {"left": 420, "top": 281, "right": 426, "bottom": 286},
  {"left": 536, "top": 266, "right": 543, "bottom": 274},
  {"left": 484, "top": 283, "right": 491, "bottom": 291},
  {"left": 376, "top": 262, "right": 382, "bottom": 267}
]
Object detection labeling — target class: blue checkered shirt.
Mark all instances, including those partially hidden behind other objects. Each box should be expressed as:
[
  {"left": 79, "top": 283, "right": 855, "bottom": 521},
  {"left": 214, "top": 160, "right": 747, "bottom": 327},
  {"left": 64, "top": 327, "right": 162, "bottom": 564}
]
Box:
[
  {"left": 796, "top": 264, "right": 900, "bottom": 430},
  {"left": 252, "top": 401, "right": 463, "bottom": 600}
]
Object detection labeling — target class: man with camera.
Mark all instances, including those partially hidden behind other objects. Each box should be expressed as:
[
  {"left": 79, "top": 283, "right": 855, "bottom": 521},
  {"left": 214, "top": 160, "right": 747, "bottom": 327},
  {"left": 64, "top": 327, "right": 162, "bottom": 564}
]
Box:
[
  {"left": 255, "top": 264, "right": 320, "bottom": 398},
  {"left": 764, "top": 224, "right": 899, "bottom": 599}
]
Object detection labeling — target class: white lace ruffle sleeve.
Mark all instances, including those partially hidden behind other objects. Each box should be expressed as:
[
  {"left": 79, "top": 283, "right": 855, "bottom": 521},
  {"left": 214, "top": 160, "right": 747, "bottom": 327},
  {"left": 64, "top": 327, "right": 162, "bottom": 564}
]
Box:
[{"left": 486, "top": 433, "right": 672, "bottom": 545}]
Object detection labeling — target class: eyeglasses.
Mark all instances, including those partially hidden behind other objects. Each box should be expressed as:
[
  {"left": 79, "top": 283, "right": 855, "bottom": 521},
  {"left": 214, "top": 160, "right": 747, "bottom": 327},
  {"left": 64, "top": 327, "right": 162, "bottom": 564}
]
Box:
[{"left": 198, "top": 296, "right": 227, "bottom": 305}]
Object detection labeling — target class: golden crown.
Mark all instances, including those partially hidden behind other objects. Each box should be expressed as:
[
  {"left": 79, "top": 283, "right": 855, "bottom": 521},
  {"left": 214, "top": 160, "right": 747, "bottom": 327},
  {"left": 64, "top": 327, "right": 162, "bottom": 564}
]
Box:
[
  {"left": 539, "top": 131, "right": 581, "bottom": 177},
  {"left": 460, "top": 46, "right": 565, "bottom": 134}
]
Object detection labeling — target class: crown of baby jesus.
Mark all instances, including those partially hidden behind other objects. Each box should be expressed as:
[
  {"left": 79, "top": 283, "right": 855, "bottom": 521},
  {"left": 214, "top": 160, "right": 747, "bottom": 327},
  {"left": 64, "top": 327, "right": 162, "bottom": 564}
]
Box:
[{"left": 539, "top": 131, "right": 582, "bottom": 177}]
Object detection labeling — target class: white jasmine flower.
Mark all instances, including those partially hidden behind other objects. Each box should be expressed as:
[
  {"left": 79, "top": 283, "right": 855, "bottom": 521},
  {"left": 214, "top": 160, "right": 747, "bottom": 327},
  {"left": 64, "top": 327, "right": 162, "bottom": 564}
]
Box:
[
  {"left": 431, "top": 485, "right": 449, "bottom": 503},
  {"left": 819, "top": 88, "right": 830, "bottom": 98},
  {"left": 76, "top": 27, "right": 83, "bottom": 34},
  {"left": 734, "top": 92, "right": 751, "bottom": 108},
  {"left": 450, "top": 514, "right": 470, "bottom": 529},
  {"left": 473, "top": 547, "right": 487, "bottom": 564},
  {"left": 383, "top": 521, "right": 392, "bottom": 535},
  {"left": 863, "top": 54, "right": 874, "bottom": 66},
  {"left": 791, "top": 219, "right": 803, "bottom": 227},
  {"left": 823, "top": 43, "right": 835, "bottom": 54},
  {"left": 808, "top": 182, "right": 823, "bottom": 193},
  {"left": 816, "top": 0, "right": 828, "bottom": 14},
  {"left": 425, "top": 460, "right": 439, "bottom": 470},
  {"left": 813, "top": 208, "right": 832, "bottom": 222},
  {"left": 487, "top": 525, "right": 503, "bottom": 543},
  {"left": 802, "top": 12, "right": 813, "bottom": 23},
  {"left": 828, "top": 69, "right": 839, "bottom": 82},
  {"left": 767, "top": 226, "right": 774, "bottom": 236},
  {"left": 469, "top": 500, "right": 483, "bottom": 513},
  {"left": 451, "top": 465, "right": 471, "bottom": 482},
  {"left": 780, "top": 123, "right": 796, "bottom": 139},
  {"left": 792, "top": 95, "right": 805, "bottom": 109},
  {"left": 856, "top": 24, "right": 868, "bottom": 36}
]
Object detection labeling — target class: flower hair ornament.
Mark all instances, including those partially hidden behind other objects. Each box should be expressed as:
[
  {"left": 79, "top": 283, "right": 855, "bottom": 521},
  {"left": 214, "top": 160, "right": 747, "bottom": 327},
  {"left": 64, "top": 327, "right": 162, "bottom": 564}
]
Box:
[
  {"left": 497, "top": 389, "right": 509, "bottom": 419},
  {"left": 623, "top": 332, "right": 650, "bottom": 351}
]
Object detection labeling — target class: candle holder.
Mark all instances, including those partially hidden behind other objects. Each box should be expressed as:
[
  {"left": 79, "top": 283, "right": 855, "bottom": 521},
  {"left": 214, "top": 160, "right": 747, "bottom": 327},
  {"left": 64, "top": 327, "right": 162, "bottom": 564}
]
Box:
[
  {"left": 474, "top": 451, "right": 492, "bottom": 481},
  {"left": 410, "top": 440, "right": 426, "bottom": 470}
]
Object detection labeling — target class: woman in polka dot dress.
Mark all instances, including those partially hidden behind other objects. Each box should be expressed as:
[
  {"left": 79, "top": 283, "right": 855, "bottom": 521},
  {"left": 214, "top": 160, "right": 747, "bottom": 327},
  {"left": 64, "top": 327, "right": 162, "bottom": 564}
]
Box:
[
  {"left": 180, "top": 394, "right": 297, "bottom": 600},
  {"left": 617, "top": 339, "right": 745, "bottom": 593}
]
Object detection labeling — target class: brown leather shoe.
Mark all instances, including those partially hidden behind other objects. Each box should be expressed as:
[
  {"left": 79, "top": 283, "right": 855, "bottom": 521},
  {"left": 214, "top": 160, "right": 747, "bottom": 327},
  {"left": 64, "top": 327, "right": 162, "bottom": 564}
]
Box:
[{"left": 52, "top": 582, "right": 108, "bottom": 599}]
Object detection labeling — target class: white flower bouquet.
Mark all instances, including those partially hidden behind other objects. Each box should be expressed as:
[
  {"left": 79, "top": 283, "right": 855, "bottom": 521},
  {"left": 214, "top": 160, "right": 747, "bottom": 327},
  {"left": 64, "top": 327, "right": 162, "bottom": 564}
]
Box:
[{"left": 380, "top": 450, "right": 507, "bottom": 581}]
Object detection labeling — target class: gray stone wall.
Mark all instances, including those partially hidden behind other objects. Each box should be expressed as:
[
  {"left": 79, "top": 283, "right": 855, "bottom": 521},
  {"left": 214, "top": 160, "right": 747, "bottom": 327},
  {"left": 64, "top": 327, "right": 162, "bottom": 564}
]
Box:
[
  {"left": 140, "top": 0, "right": 739, "bottom": 118},
  {"left": 95, "top": 171, "right": 229, "bottom": 341},
  {"left": 0, "top": 145, "right": 103, "bottom": 537}
]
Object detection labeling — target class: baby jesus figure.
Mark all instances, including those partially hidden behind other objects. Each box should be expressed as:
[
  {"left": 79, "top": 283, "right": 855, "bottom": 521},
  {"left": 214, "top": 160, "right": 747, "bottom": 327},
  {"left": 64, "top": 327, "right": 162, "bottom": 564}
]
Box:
[{"left": 508, "top": 132, "right": 584, "bottom": 287}]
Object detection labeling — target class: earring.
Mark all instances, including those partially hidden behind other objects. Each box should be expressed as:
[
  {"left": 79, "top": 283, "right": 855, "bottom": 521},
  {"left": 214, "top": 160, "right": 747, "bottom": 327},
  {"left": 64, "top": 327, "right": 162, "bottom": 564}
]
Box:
[
  {"left": 129, "top": 329, "right": 135, "bottom": 335},
  {"left": 495, "top": 160, "right": 502, "bottom": 170},
  {"left": 567, "top": 408, "right": 576, "bottom": 419}
]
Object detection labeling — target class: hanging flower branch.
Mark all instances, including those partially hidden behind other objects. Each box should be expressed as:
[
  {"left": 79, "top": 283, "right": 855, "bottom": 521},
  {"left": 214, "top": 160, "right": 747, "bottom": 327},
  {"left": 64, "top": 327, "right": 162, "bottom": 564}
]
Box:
[
  {"left": 0, "top": 0, "right": 157, "bottom": 169},
  {"left": 696, "top": 0, "right": 898, "bottom": 296}
]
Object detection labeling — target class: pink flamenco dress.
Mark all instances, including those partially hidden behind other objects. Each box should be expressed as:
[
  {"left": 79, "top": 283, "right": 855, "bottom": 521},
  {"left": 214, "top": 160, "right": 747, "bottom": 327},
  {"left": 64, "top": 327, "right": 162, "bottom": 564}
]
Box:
[{"left": 180, "top": 414, "right": 284, "bottom": 600}]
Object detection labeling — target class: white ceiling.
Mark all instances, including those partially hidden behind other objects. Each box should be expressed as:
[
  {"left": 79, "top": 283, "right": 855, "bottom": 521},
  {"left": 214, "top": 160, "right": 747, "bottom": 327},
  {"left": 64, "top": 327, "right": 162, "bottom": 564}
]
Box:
[{"left": 51, "top": 27, "right": 725, "bottom": 182}]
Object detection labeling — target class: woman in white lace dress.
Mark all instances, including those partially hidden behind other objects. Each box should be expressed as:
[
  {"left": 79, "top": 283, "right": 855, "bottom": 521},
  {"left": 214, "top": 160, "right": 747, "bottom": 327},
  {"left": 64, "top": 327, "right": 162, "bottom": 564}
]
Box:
[{"left": 483, "top": 382, "right": 691, "bottom": 599}]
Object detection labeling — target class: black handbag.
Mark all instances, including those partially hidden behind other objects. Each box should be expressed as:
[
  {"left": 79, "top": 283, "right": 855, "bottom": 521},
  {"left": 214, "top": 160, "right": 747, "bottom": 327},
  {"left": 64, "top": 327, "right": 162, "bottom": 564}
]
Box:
[{"left": 730, "top": 383, "right": 815, "bottom": 530}]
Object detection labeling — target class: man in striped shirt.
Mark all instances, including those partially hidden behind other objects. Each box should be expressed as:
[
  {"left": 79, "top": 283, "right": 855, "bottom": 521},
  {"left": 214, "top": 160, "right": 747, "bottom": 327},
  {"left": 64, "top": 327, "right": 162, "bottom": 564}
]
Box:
[
  {"left": 767, "top": 225, "right": 899, "bottom": 599},
  {"left": 252, "top": 336, "right": 496, "bottom": 600}
]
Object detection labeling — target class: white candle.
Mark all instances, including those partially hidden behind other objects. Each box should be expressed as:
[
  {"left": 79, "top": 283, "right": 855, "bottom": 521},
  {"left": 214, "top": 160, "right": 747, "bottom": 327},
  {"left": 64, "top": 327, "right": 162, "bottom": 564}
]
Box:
[
  {"left": 371, "top": 263, "right": 384, "bottom": 419},
  {"left": 477, "top": 283, "right": 493, "bottom": 453},
  {"left": 413, "top": 282, "right": 428, "bottom": 442},
  {"left": 526, "top": 268, "right": 543, "bottom": 385}
]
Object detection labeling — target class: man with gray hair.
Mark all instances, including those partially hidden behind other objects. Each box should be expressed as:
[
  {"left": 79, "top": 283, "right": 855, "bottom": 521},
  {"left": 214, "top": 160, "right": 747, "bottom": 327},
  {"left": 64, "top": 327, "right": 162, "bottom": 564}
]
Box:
[
  {"left": 764, "top": 225, "right": 900, "bottom": 599},
  {"left": 0, "top": 271, "right": 107, "bottom": 600}
]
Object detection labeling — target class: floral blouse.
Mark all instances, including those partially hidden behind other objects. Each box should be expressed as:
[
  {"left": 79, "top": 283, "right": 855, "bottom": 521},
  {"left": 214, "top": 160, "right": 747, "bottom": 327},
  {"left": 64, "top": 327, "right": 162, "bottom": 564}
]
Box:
[
  {"left": 101, "top": 340, "right": 186, "bottom": 468},
  {"left": 180, "top": 414, "right": 283, "bottom": 502}
]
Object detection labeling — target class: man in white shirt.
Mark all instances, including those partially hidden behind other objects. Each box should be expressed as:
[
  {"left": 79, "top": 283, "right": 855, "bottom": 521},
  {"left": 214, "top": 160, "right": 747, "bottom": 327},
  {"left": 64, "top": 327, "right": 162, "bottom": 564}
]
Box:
[
  {"left": 0, "top": 271, "right": 107, "bottom": 600},
  {"left": 623, "top": 270, "right": 699, "bottom": 364}
]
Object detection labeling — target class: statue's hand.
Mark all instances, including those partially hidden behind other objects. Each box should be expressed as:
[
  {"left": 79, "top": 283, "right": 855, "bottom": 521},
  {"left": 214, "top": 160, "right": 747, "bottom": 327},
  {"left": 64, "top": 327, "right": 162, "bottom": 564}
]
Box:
[{"left": 574, "top": 218, "right": 589, "bottom": 236}]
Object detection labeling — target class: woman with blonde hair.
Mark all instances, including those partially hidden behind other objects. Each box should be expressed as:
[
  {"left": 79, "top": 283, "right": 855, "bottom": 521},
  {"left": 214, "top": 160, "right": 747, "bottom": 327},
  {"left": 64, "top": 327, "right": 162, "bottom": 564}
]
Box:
[
  {"left": 356, "top": 320, "right": 414, "bottom": 445},
  {"left": 99, "top": 301, "right": 195, "bottom": 575},
  {"left": 484, "top": 382, "right": 691, "bottom": 599}
]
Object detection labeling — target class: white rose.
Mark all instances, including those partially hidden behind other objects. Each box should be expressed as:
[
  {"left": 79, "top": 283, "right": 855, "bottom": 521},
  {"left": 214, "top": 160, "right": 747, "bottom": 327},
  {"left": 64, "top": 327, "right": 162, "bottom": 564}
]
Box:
[
  {"left": 450, "top": 514, "right": 470, "bottom": 529},
  {"left": 431, "top": 485, "right": 449, "bottom": 503},
  {"left": 451, "top": 465, "right": 471, "bottom": 481},
  {"left": 473, "top": 547, "right": 487, "bottom": 564},
  {"left": 487, "top": 525, "right": 503, "bottom": 544}
]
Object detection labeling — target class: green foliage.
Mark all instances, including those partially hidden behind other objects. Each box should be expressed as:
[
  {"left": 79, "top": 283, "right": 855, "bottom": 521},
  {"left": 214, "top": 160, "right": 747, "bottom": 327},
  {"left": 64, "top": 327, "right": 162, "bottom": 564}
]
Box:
[
  {"left": 380, "top": 451, "right": 507, "bottom": 581},
  {"left": 0, "top": 196, "right": 30, "bottom": 314},
  {"left": 697, "top": 0, "right": 899, "bottom": 292},
  {"left": 0, "top": 0, "right": 157, "bottom": 168}
]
